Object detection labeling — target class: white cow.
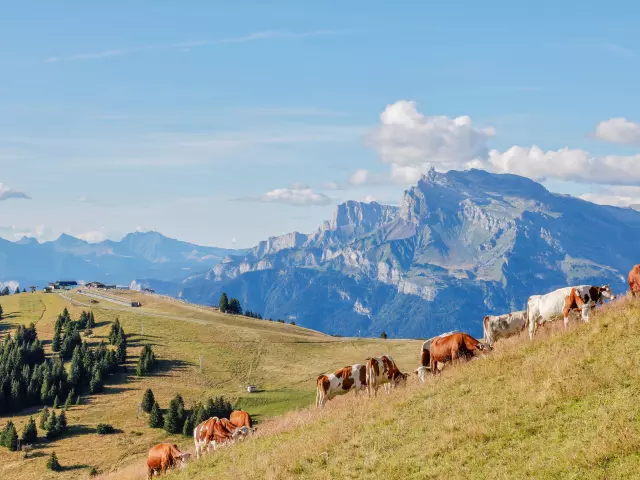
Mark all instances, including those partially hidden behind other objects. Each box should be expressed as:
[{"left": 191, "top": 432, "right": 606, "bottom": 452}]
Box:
[
  {"left": 527, "top": 284, "right": 615, "bottom": 339},
  {"left": 483, "top": 310, "right": 527, "bottom": 347}
]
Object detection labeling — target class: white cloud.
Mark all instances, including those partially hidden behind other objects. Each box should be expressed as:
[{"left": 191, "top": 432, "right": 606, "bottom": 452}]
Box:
[
  {"left": 594, "top": 118, "right": 640, "bottom": 145},
  {"left": 241, "top": 187, "right": 333, "bottom": 206},
  {"left": 580, "top": 186, "right": 640, "bottom": 208},
  {"left": 0, "top": 183, "right": 30, "bottom": 201},
  {"left": 322, "top": 181, "right": 343, "bottom": 190},
  {"left": 488, "top": 146, "right": 640, "bottom": 185},
  {"left": 363, "top": 195, "right": 377, "bottom": 203},
  {"left": 77, "top": 230, "right": 107, "bottom": 243},
  {"left": 371, "top": 100, "right": 495, "bottom": 171},
  {"left": 46, "top": 30, "right": 347, "bottom": 63}
]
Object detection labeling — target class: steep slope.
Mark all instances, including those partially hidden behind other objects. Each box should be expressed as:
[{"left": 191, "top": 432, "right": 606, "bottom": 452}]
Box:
[
  {"left": 0, "top": 291, "right": 419, "bottom": 480},
  {"left": 170, "top": 297, "right": 640, "bottom": 480},
  {"left": 0, "top": 231, "right": 244, "bottom": 287},
  {"left": 181, "top": 169, "right": 640, "bottom": 338}
]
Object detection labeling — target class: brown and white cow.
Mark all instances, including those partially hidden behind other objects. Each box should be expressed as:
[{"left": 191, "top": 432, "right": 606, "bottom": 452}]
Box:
[
  {"left": 629, "top": 265, "right": 640, "bottom": 297},
  {"left": 230, "top": 410, "right": 253, "bottom": 430},
  {"left": 420, "top": 331, "right": 459, "bottom": 370},
  {"left": 428, "top": 332, "right": 490, "bottom": 375},
  {"left": 483, "top": 310, "right": 527, "bottom": 347},
  {"left": 562, "top": 285, "right": 616, "bottom": 327},
  {"left": 146, "top": 443, "right": 190, "bottom": 479},
  {"left": 316, "top": 364, "right": 368, "bottom": 408},
  {"left": 366, "top": 356, "right": 408, "bottom": 397},
  {"left": 193, "top": 417, "right": 251, "bottom": 459}
]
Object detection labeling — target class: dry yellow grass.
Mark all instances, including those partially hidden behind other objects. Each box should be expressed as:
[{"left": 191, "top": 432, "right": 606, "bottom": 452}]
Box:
[
  {"left": 165, "top": 295, "right": 640, "bottom": 480},
  {"left": 0, "top": 291, "right": 420, "bottom": 479}
]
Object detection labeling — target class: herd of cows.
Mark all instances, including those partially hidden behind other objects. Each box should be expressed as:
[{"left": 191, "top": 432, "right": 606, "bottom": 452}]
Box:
[{"left": 145, "top": 264, "right": 640, "bottom": 478}]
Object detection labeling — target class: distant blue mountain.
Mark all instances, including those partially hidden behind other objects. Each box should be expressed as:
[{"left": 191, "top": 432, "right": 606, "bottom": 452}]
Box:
[
  {"left": 177, "top": 169, "right": 640, "bottom": 339},
  {"left": 0, "top": 231, "right": 244, "bottom": 288}
]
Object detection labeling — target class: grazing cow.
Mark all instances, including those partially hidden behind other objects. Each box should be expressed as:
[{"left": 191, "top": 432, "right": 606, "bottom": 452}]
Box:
[
  {"left": 629, "top": 265, "right": 640, "bottom": 297},
  {"left": 420, "top": 331, "right": 459, "bottom": 370},
  {"left": 527, "top": 285, "right": 615, "bottom": 339},
  {"left": 193, "top": 417, "right": 251, "bottom": 459},
  {"left": 230, "top": 410, "right": 253, "bottom": 430},
  {"left": 316, "top": 364, "right": 368, "bottom": 408},
  {"left": 414, "top": 365, "right": 429, "bottom": 384},
  {"left": 428, "top": 333, "right": 490, "bottom": 375},
  {"left": 366, "top": 356, "right": 408, "bottom": 397},
  {"left": 483, "top": 311, "right": 527, "bottom": 347},
  {"left": 146, "top": 443, "right": 190, "bottom": 479}
]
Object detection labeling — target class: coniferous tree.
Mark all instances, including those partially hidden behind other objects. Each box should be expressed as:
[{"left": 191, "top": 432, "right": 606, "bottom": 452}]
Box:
[
  {"left": 45, "top": 410, "right": 59, "bottom": 438},
  {"left": 58, "top": 410, "right": 67, "bottom": 431},
  {"left": 4, "top": 421, "right": 19, "bottom": 451},
  {"left": 47, "top": 452, "right": 61, "bottom": 471},
  {"left": 64, "top": 389, "right": 74, "bottom": 410},
  {"left": 0, "top": 303, "right": 3, "bottom": 319},
  {"left": 182, "top": 413, "right": 193, "bottom": 437},
  {"left": 141, "top": 389, "right": 155, "bottom": 413},
  {"left": 86, "top": 311, "right": 95, "bottom": 329},
  {"left": 149, "top": 402, "right": 163, "bottom": 428},
  {"left": 218, "top": 292, "right": 229, "bottom": 313},
  {"left": 52, "top": 328, "right": 61, "bottom": 353},
  {"left": 39, "top": 407, "right": 49, "bottom": 429},
  {"left": 136, "top": 345, "right": 156, "bottom": 376},
  {"left": 163, "top": 394, "right": 185, "bottom": 434},
  {"left": 108, "top": 319, "right": 121, "bottom": 345},
  {"left": 14, "top": 287, "right": 20, "bottom": 295},
  {"left": 89, "top": 365, "right": 103, "bottom": 394},
  {"left": 1, "top": 286, "right": 10, "bottom": 296},
  {"left": 228, "top": 298, "right": 242, "bottom": 315},
  {"left": 21, "top": 416, "right": 38, "bottom": 444}
]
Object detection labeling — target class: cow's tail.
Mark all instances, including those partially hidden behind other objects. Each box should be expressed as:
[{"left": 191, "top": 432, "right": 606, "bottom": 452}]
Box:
[{"left": 315, "top": 376, "right": 326, "bottom": 408}]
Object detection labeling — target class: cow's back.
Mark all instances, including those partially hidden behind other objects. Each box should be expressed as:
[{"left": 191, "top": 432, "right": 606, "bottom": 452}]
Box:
[{"left": 230, "top": 410, "right": 252, "bottom": 429}]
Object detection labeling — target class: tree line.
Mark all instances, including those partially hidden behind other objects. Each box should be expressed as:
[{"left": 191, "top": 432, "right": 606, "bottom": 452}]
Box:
[
  {"left": 0, "top": 286, "right": 26, "bottom": 296},
  {"left": 218, "top": 293, "right": 296, "bottom": 325}
]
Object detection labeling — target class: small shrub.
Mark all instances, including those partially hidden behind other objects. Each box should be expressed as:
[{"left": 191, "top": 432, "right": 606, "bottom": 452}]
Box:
[
  {"left": 96, "top": 424, "right": 115, "bottom": 435},
  {"left": 47, "top": 452, "right": 61, "bottom": 471},
  {"left": 89, "top": 466, "right": 98, "bottom": 476}
]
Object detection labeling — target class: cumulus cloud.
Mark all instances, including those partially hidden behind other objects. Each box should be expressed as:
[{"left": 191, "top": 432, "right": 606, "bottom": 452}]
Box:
[
  {"left": 488, "top": 147, "right": 640, "bottom": 185},
  {"left": 239, "top": 187, "right": 333, "bottom": 206},
  {"left": 594, "top": 118, "right": 640, "bottom": 145},
  {"left": 322, "top": 181, "right": 343, "bottom": 190},
  {"left": 371, "top": 100, "right": 495, "bottom": 170},
  {"left": 0, "top": 183, "right": 31, "bottom": 201},
  {"left": 580, "top": 186, "right": 640, "bottom": 208},
  {"left": 361, "top": 101, "right": 640, "bottom": 187}
]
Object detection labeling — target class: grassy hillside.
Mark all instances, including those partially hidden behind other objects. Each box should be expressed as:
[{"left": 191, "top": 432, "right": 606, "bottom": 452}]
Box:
[
  {"left": 165, "top": 296, "right": 640, "bottom": 480},
  {"left": 0, "top": 291, "right": 420, "bottom": 479}
]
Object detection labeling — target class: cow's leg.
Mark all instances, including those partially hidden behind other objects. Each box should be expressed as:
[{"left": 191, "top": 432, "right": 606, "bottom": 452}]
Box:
[
  {"left": 528, "top": 316, "right": 537, "bottom": 340},
  {"left": 147, "top": 467, "right": 153, "bottom": 480}
]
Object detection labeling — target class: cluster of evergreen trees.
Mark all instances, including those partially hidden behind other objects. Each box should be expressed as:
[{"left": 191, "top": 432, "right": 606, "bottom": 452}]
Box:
[
  {"left": 218, "top": 293, "right": 242, "bottom": 315},
  {"left": 0, "top": 311, "right": 126, "bottom": 415},
  {"left": 0, "top": 286, "right": 25, "bottom": 296},
  {"left": 39, "top": 407, "right": 68, "bottom": 440},
  {"left": 142, "top": 388, "right": 233, "bottom": 437},
  {"left": 244, "top": 310, "right": 263, "bottom": 319},
  {"left": 136, "top": 345, "right": 156, "bottom": 377},
  {"left": 52, "top": 308, "right": 95, "bottom": 359},
  {"left": 0, "top": 415, "right": 41, "bottom": 452}
]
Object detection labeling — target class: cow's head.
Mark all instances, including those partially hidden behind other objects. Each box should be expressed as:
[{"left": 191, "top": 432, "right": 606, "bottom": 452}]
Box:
[
  {"left": 414, "top": 366, "right": 428, "bottom": 383},
  {"left": 600, "top": 284, "right": 616, "bottom": 301},
  {"left": 232, "top": 426, "right": 252, "bottom": 441},
  {"left": 476, "top": 342, "right": 492, "bottom": 353},
  {"left": 177, "top": 452, "right": 191, "bottom": 468},
  {"left": 393, "top": 371, "right": 409, "bottom": 387}
]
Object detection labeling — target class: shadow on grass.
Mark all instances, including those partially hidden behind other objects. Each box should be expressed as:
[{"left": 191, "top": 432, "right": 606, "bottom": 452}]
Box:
[
  {"left": 66, "top": 424, "right": 97, "bottom": 436},
  {"left": 61, "top": 464, "right": 91, "bottom": 472}
]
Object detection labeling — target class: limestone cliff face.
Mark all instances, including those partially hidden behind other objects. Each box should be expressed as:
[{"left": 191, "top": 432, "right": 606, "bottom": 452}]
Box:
[{"left": 182, "top": 169, "right": 640, "bottom": 338}]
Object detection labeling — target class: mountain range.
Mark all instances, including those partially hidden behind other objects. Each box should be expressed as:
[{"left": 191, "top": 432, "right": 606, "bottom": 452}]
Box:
[
  {"left": 3, "top": 168, "right": 639, "bottom": 339},
  {"left": 0, "top": 231, "right": 243, "bottom": 288}
]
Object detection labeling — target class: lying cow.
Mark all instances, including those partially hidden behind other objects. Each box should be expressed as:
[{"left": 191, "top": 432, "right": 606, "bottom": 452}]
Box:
[
  {"left": 230, "top": 410, "right": 253, "bottom": 430},
  {"left": 366, "top": 356, "right": 408, "bottom": 397},
  {"left": 428, "top": 333, "right": 490, "bottom": 375},
  {"left": 193, "top": 417, "right": 251, "bottom": 459},
  {"left": 629, "top": 265, "right": 640, "bottom": 297},
  {"left": 316, "top": 364, "right": 367, "bottom": 408},
  {"left": 483, "top": 310, "right": 527, "bottom": 347},
  {"left": 147, "top": 443, "right": 190, "bottom": 478},
  {"left": 527, "top": 284, "right": 615, "bottom": 339}
]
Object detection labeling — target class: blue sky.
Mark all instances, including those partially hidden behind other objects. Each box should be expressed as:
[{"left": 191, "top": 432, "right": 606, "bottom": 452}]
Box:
[{"left": 1, "top": 1, "right": 639, "bottom": 247}]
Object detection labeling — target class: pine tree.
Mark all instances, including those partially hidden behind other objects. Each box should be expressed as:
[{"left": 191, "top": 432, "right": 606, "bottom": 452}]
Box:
[
  {"left": 86, "top": 311, "right": 95, "bottom": 329},
  {"left": 14, "top": 287, "right": 20, "bottom": 295},
  {"left": 47, "top": 452, "right": 61, "bottom": 471},
  {"left": 64, "top": 389, "right": 74, "bottom": 410},
  {"left": 39, "top": 407, "right": 49, "bottom": 429},
  {"left": 141, "top": 389, "right": 155, "bottom": 413},
  {"left": 45, "top": 410, "right": 59, "bottom": 438},
  {"left": 89, "top": 365, "right": 103, "bottom": 394},
  {"left": 228, "top": 298, "right": 242, "bottom": 315},
  {"left": 1, "top": 286, "right": 10, "bottom": 296},
  {"left": 380, "top": 331, "right": 388, "bottom": 339},
  {"left": 4, "top": 421, "right": 18, "bottom": 451},
  {"left": 52, "top": 328, "right": 61, "bottom": 352},
  {"left": 163, "top": 394, "right": 184, "bottom": 434},
  {"left": 108, "top": 319, "right": 121, "bottom": 345},
  {"left": 149, "top": 402, "right": 163, "bottom": 428},
  {"left": 218, "top": 292, "right": 229, "bottom": 313},
  {"left": 21, "top": 417, "right": 38, "bottom": 444},
  {"left": 0, "top": 303, "right": 3, "bottom": 319},
  {"left": 182, "top": 413, "right": 193, "bottom": 437},
  {"left": 52, "top": 395, "right": 59, "bottom": 409},
  {"left": 58, "top": 410, "right": 67, "bottom": 431}
]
